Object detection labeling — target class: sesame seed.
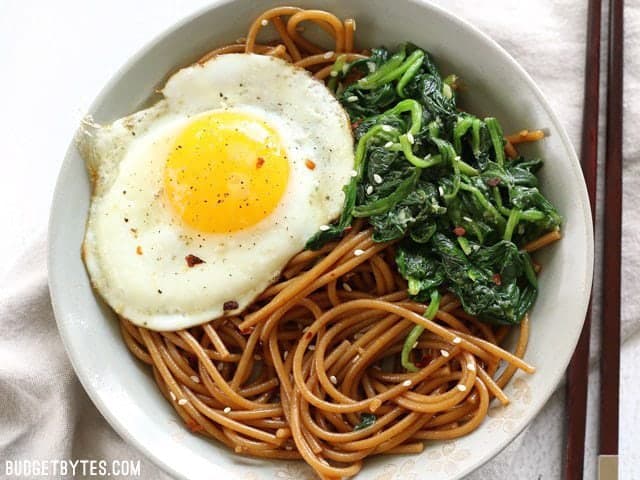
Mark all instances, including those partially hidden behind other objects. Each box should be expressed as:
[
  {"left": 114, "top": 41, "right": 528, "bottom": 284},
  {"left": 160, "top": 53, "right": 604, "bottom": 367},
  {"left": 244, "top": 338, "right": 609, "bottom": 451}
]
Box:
[
  {"left": 352, "top": 355, "right": 360, "bottom": 363},
  {"left": 285, "top": 445, "right": 293, "bottom": 451},
  {"left": 330, "top": 375, "right": 338, "bottom": 385},
  {"left": 223, "top": 407, "right": 231, "bottom": 414},
  {"left": 366, "top": 185, "right": 374, "bottom": 195},
  {"left": 319, "top": 225, "right": 330, "bottom": 231},
  {"left": 407, "top": 132, "right": 415, "bottom": 144},
  {"left": 308, "top": 345, "right": 316, "bottom": 351},
  {"left": 342, "top": 282, "right": 353, "bottom": 292},
  {"left": 169, "top": 392, "right": 176, "bottom": 401},
  {"left": 452, "top": 337, "right": 462, "bottom": 344},
  {"left": 381, "top": 125, "right": 393, "bottom": 132},
  {"left": 354, "top": 249, "right": 365, "bottom": 256},
  {"left": 254, "top": 354, "right": 262, "bottom": 361},
  {"left": 440, "top": 349, "right": 450, "bottom": 358},
  {"left": 283, "top": 351, "right": 289, "bottom": 359},
  {"left": 323, "top": 51, "right": 334, "bottom": 59},
  {"left": 402, "top": 379, "right": 412, "bottom": 387},
  {"left": 190, "top": 375, "right": 200, "bottom": 383},
  {"left": 454, "top": 155, "right": 461, "bottom": 161},
  {"left": 178, "top": 398, "right": 188, "bottom": 406},
  {"left": 467, "top": 363, "right": 476, "bottom": 372},
  {"left": 347, "top": 95, "right": 358, "bottom": 102},
  {"left": 384, "top": 141, "right": 394, "bottom": 148},
  {"left": 330, "top": 71, "right": 338, "bottom": 77},
  {"left": 350, "top": 169, "right": 358, "bottom": 177},
  {"left": 367, "top": 61, "right": 376, "bottom": 72},
  {"left": 457, "top": 384, "right": 467, "bottom": 392},
  {"left": 260, "top": 19, "right": 268, "bottom": 26},
  {"left": 438, "top": 186, "right": 445, "bottom": 196},
  {"left": 373, "top": 173, "right": 383, "bottom": 184},
  {"left": 463, "top": 216, "right": 473, "bottom": 223},
  {"left": 351, "top": 19, "right": 357, "bottom": 31}
]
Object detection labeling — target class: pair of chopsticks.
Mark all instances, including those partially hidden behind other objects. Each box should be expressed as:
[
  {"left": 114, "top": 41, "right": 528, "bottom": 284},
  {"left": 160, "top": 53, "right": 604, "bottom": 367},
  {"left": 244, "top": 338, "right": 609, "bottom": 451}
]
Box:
[{"left": 565, "top": 0, "right": 623, "bottom": 478}]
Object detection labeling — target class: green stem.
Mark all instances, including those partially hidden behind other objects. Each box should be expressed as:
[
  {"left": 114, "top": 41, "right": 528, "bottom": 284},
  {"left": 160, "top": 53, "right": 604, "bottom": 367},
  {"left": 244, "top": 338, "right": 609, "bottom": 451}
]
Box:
[
  {"left": 493, "top": 186, "right": 512, "bottom": 216},
  {"left": 401, "top": 290, "right": 441, "bottom": 372},
  {"left": 357, "top": 49, "right": 407, "bottom": 89},
  {"left": 354, "top": 124, "right": 396, "bottom": 169},
  {"left": 521, "top": 251, "right": 538, "bottom": 287},
  {"left": 458, "top": 158, "right": 479, "bottom": 176},
  {"left": 396, "top": 51, "right": 425, "bottom": 97},
  {"left": 385, "top": 99, "right": 423, "bottom": 135},
  {"left": 459, "top": 182, "right": 506, "bottom": 227},
  {"left": 453, "top": 116, "right": 474, "bottom": 154},
  {"left": 353, "top": 168, "right": 420, "bottom": 217},
  {"left": 327, "top": 54, "right": 347, "bottom": 92},
  {"left": 399, "top": 135, "right": 443, "bottom": 168},
  {"left": 485, "top": 117, "right": 505, "bottom": 167},
  {"left": 359, "top": 49, "right": 423, "bottom": 90},
  {"left": 471, "top": 117, "right": 482, "bottom": 158},
  {"left": 504, "top": 208, "right": 521, "bottom": 241}
]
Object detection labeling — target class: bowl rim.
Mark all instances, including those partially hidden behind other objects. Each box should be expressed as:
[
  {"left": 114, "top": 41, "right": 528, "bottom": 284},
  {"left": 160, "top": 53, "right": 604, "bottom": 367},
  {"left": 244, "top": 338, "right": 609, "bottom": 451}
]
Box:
[{"left": 48, "top": 1, "right": 594, "bottom": 479}]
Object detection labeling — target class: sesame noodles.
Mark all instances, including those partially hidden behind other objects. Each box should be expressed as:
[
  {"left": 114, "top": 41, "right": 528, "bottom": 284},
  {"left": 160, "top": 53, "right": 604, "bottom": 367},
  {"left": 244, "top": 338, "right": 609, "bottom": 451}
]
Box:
[{"left": 118, "top": 7, "right": 539, "bottom": 479}]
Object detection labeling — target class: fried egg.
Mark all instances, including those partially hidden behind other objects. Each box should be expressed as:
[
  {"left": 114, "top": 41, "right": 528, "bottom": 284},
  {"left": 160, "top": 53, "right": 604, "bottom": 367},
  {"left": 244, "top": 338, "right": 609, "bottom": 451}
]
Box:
[{"left": 78, "top": 53, "right": 354, "bottom": 331}]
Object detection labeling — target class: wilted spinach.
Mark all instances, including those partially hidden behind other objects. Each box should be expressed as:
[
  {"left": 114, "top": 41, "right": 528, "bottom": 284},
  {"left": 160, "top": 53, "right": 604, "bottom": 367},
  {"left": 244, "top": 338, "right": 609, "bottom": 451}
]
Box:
[{"left": 306, "top": 43, "right": 562, "bottom": 329}]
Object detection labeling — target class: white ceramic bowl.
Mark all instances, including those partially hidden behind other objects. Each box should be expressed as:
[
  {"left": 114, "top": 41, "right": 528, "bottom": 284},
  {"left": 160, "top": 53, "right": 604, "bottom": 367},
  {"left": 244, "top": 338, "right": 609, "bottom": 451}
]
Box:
[{"left": 48, "top": 1, "right": 593, "bottom": 478}]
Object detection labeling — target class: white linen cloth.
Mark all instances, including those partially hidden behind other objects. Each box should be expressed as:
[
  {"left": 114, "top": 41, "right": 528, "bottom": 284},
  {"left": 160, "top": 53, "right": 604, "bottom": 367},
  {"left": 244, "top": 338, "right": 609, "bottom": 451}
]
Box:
[{"left": 0, "top": 0, "right": 637, "bottom": 478}]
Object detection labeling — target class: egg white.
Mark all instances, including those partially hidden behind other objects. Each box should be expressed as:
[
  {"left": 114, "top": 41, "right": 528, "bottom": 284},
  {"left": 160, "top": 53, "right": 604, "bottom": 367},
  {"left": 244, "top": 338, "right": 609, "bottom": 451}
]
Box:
[{"left": 78, "top": 54, "right": 354, "bottom": 331}]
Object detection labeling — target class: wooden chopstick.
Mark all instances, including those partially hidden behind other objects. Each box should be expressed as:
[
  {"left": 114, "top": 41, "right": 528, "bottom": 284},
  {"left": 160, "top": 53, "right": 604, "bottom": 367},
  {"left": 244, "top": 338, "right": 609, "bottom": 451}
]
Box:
[
  {"left": 599, "top": 0, "right": 623, "bottom": 472},
  {"left": 564, "top": 0, "right": 602, "bottom": 478}
]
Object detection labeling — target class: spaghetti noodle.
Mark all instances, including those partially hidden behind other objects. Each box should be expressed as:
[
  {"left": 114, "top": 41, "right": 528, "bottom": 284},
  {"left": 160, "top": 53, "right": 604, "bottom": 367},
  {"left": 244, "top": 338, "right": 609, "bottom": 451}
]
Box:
[{"left": 118, "top": 7, "right": 553, "bottom": 479}]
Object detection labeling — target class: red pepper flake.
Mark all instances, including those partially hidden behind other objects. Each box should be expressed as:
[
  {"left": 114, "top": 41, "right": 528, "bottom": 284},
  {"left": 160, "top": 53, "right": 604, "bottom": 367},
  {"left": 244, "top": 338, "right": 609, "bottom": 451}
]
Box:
[
  {"left": 305, "top": 331, "right": 313, "bottom": 340},
  {"left": 305, "top": 159, "right": 316, "bottom": 170},
  {"left": 487, "top": 177, "right": 502, "bottom": 187},
  {"left": 492, "top": 273, "right": 502, "bottom": 285},
  {"left": 256, "top": 157, "right": 265, "bottom": 169},
  {"left": 351, "top": 120, "right": 361, "bottom": 130},
  {"left": 185, "top": 254, "right": 205, "bottom": 267},
  {"left": 453, "top": 226, "right": 466, "bottom": 237},
  {"left": 223, "top": 300, "right": 239, "bottom": 311},
  {"left": 136, "top": 245, "right": 143, "bottom": 255}
]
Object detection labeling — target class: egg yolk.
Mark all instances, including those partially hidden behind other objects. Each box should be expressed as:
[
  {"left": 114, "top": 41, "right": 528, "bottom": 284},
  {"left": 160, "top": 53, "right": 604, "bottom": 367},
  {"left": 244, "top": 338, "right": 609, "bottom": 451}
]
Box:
[{"left": 164, "top": 111, "right": 290, "bottom": 233}]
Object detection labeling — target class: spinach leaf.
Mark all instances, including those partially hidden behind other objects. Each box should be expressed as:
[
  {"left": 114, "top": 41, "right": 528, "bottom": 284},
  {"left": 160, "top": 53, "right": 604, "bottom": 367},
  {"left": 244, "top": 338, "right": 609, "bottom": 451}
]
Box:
[
  {"left": 396, "top": 240, "right": 445, "bottom": 300},
  {"left": 428, "top": 234, "right": 537, "bottom": 325},
  {"left": 354, "top": 413, "right": 377, "bottom": 431},
  {"left": 369, "top": 180, "right": 445, "bottom": 242}
]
